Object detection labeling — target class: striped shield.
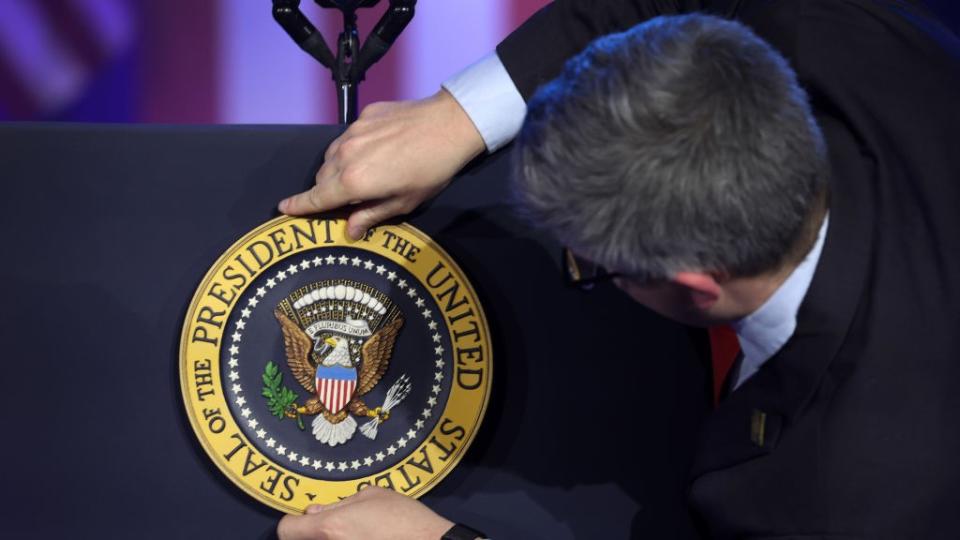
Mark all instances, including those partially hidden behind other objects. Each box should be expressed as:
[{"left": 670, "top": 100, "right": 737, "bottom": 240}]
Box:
[{"left": 315, "top": 365, "right": 357, "bottom": 415}]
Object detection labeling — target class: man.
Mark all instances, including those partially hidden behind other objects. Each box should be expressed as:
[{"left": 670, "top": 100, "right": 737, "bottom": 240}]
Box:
[{"left": 278, "top": 1, "right": 960, "bottom": 538}]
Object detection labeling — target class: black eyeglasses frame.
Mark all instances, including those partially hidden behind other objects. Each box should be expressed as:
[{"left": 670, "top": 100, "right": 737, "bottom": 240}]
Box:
[{"left": 562, "top": 248, "right": 623, "bottom": 290}]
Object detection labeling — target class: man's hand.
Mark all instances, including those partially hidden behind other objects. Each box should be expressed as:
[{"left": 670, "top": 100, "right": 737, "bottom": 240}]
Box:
[
  {"left": 277, "top": 486, "right": 455, "bottom": 540},
  {"left": 279, "top": 90, "right": 486, "bottom": 240}
]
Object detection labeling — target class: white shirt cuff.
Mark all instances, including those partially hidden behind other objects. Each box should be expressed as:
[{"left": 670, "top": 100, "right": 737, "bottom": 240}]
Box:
[{"left": 442, "top": 52, "right": 526, "bottom": 152}]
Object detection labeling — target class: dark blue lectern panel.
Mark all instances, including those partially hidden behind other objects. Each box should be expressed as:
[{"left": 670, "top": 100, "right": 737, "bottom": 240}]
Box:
[{"left": 0, "top": 124, "right": 709, "bottom": 539}]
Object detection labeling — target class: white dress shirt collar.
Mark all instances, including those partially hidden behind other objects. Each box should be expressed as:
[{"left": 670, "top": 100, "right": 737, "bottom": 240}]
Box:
[{"left": 731, "top": 214, "right": 830, "bottom": 389}]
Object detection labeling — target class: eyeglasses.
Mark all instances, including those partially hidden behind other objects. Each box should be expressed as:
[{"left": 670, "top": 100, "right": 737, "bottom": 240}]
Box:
[{"left": 562, "top": 248, "right": 622, "bottom": 290}]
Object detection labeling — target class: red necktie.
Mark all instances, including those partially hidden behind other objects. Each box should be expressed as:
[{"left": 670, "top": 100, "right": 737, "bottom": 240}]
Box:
[{"left": 708, "top": 325, "right": 741, "bottom": 405}]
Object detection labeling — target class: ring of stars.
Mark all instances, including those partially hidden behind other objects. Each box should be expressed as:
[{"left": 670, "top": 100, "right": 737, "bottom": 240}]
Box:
[{"left": 226, "top": 252, "right": 447, "bottom": 474}]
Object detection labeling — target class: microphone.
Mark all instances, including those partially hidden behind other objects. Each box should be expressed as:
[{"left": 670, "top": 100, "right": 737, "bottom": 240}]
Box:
[{"left": 272, "top": 0, "right": 335, "bottom": 68}]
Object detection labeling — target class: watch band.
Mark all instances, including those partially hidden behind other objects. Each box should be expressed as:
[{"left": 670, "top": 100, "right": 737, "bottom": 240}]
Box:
[{"left": 441, "top": 523, "right": 487, "bottom": 540}]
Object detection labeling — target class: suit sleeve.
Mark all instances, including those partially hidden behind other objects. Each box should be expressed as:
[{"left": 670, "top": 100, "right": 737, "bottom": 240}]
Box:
[{"left": 496, "top": 0, "right": 709, "bottom": 100}]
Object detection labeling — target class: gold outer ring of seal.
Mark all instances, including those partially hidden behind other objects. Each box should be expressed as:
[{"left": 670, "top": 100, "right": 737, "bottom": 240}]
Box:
[{"left": 179, "top": 216, "right": 492, "bottom": 513}]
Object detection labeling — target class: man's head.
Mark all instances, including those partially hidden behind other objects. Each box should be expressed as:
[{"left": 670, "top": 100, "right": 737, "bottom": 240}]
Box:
[{"left": 514, "top": 14, "right": 828, "bottom": 325}]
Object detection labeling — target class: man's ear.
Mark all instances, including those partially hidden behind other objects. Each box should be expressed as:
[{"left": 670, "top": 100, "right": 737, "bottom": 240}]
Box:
[{"left": 672, "top": 271, "right": 722, "bottom": 311}]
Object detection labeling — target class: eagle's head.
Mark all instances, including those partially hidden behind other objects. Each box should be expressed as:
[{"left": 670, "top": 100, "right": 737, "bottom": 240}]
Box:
[
  {"left": 319, "top": 336, "right": 353, "bottom": 368},
  {"left": 314, "top": 335, "right": 338, "bottom": 355}
]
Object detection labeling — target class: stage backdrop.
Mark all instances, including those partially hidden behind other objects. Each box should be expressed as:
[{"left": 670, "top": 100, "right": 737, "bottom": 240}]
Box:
[
  {"left": 0, "top": 0, "right": 550, "bottom": 123},
  {"left": 2, "top": 0, "right": 957, "bottom": 124},
  {"left": 0, "top": 123, "right": 711, "bottom": 539}
]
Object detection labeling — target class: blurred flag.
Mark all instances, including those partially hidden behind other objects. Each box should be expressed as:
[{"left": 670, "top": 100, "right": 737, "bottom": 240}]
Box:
[
  {"left": 0, "top": 0, "right": 133, "bottom": 120},
  {"left": 0, "top": 0, "right": 549, "bottom": 123}
]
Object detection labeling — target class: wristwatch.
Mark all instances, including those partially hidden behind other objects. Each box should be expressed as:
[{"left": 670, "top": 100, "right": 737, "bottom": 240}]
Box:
[{"left": 441, "top": 523, "right": 488, "bottom": 540}]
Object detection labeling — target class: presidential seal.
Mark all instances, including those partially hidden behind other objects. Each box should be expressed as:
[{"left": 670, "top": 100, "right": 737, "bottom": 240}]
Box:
[{"left": 179, "top": 217, "right": 491, "bottom": 512}]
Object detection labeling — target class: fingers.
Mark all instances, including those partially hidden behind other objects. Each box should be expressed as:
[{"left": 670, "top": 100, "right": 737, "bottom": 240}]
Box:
[
  {"left": 280, "top": 130, "right": 382, "bottom": 216},
  {"left": 278, "top": 92, "right": 480, "bottom": 226},
  {"left": 277, "top": 501, "right": 347, "bottom": 539},
  {"left": 278, "top": 489, "right": 381, "bottom": 539},
  {"left": 304, "top": 498, "right": 347, "bottom": 515},
  {"left": 280, "top": 187, "right": 409, "bottom": 241},
  {"left": 279, "top": 129, "right": 355, "bottom": 215},
  {"left": 323, "top": 135, "right": 342, "bottom": 163},
  {"left": 303, "top": 486, "right": 380, "bottom": 515},
  {"left": 277, "top": 487, "right": 449, "bottom": 540},
  {"left": 277, "top": 513, "right": 322, "bottom": 540},
  {"left": 345, "top": 199, "right": 410, "bottom": 240},
  {"left": 349, "top": 484, "right": 386, "bottom": 500},
  {"left": 278, "top": 167, "right": 349, "bottom": 216}
]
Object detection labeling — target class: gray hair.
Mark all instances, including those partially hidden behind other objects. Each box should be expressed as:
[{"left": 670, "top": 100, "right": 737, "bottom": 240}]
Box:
[{"left": 514, "top": 13, "right": 828, "bottom": 281}]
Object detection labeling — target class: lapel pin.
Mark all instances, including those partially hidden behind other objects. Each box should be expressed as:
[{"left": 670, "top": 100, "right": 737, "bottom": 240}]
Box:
[{"left": 750, "top": 409, "right": 767, "bottom": 447}]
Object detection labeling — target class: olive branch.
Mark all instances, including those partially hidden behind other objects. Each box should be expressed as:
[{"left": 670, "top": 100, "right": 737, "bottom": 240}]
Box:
[{"left": 261, "top": 361, "right": 305, "bottom": 430}]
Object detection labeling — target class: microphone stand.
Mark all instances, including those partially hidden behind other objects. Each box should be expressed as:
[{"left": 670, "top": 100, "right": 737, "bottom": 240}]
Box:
[{"left": 273, "top": 0, "right": 416, "bottom": 124}]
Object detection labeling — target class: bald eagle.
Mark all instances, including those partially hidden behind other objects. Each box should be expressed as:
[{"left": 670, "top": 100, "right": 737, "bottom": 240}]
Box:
[{"left": 274, "top": 308, "right": 404, "bottom": 446}]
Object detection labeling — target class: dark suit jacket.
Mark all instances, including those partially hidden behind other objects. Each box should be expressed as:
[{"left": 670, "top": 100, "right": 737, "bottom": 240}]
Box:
[{"left": 498, "top": 1, "right": 960, "bottom": 538}]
